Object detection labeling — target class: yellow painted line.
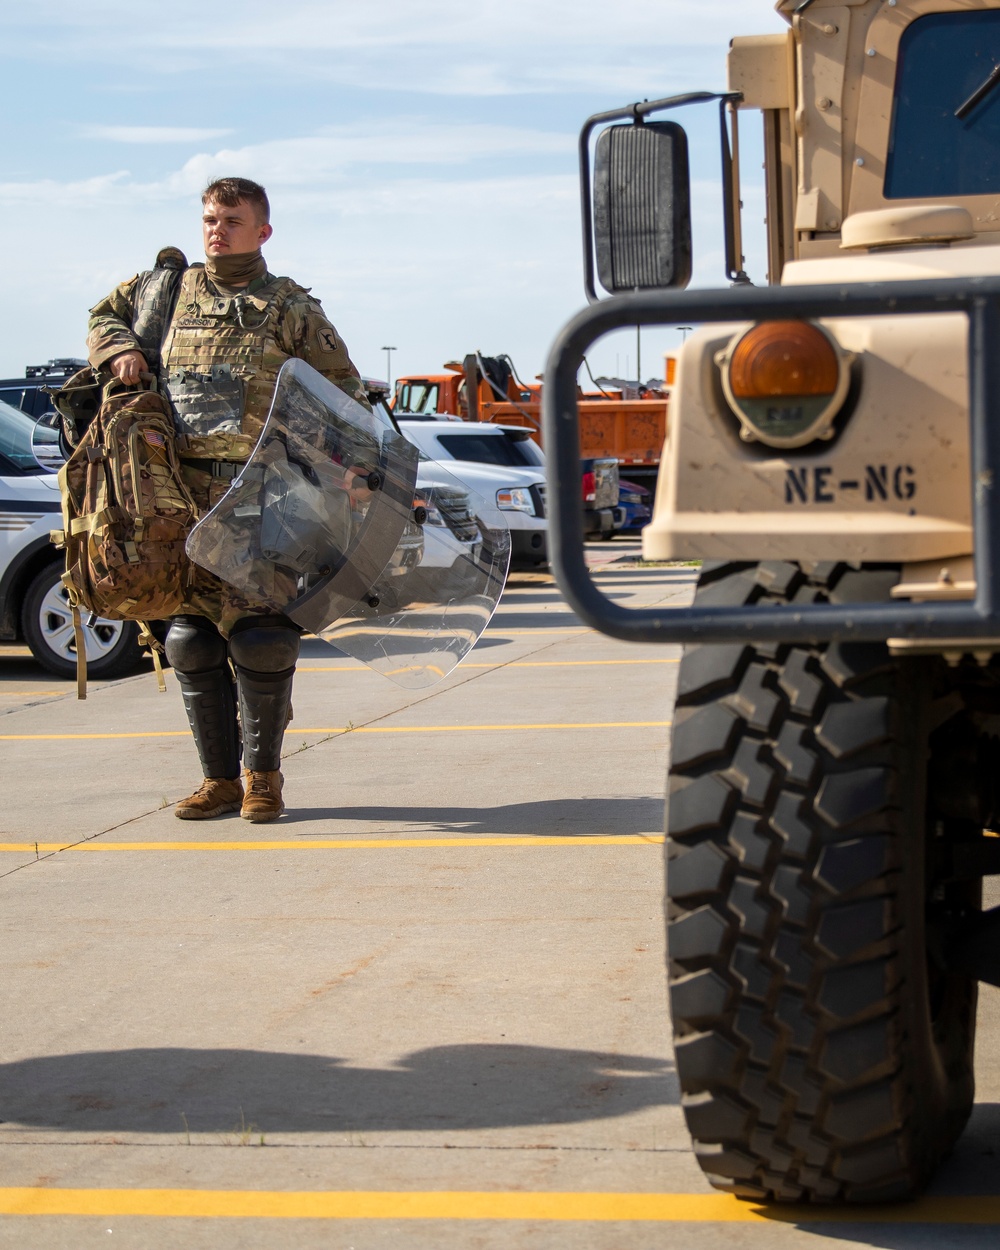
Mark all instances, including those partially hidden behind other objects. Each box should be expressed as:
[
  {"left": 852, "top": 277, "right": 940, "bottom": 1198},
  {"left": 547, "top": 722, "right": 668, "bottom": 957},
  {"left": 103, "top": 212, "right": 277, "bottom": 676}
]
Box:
[
  {"left": 0, "top": 691, "right": 67, "bottom": 696},
  {"left": 298, "top": 659, "right": 680, "bottom": 672},
  {"left": 0, "top": 721, "right": 671, "bottom": 741},
  {"left": 0, "top": 835, "right": 664, "bottom": 853},
  {"left": 0, "top": 731, "right": 190, "bottom": 740},
  {"left": 1, "top": 1189, "right": 999, "bottom": 1223}
]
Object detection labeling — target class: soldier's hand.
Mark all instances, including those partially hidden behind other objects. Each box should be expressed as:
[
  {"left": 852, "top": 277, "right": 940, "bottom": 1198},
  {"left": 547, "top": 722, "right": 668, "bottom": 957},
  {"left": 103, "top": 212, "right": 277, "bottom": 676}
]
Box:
[
  {"left": 110, "top": 350, "right": 149, "bottom": 386},
  {"left": 344, "top": 466, "right": 374, "bottom": 500}
]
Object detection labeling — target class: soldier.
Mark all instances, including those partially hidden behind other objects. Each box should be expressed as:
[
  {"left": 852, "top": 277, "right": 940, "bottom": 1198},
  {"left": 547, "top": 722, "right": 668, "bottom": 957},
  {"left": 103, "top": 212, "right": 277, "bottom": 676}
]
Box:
[{"left": 87, "top": 176, "right": 369, "bottom": 823}]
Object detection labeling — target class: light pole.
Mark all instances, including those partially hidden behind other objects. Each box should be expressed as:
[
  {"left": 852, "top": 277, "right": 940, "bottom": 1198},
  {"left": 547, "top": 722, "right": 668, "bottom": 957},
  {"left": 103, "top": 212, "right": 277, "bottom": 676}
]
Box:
[{"left": 381, "top": 346, "right": 397, "bottom": 390}]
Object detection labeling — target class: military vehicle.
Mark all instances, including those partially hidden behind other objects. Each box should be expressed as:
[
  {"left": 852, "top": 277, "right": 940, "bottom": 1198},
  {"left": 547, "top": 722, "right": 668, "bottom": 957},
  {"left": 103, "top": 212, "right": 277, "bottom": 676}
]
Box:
[{"left": 542, "top": 0, "right": 1000, "bottom": 1205}]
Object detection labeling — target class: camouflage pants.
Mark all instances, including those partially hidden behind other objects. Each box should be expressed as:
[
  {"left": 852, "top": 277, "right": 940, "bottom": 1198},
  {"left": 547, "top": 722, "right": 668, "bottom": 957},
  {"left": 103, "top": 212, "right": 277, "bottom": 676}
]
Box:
[{"left": 179, "top": 463, "right": 279, "bottom": 638}]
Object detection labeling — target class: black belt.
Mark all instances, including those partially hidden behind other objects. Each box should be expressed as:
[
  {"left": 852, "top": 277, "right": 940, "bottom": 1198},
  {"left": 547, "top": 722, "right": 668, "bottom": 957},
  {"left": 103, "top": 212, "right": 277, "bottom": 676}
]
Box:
[{"left": 182, "top": 459, "right": 243, "bottom": 478}]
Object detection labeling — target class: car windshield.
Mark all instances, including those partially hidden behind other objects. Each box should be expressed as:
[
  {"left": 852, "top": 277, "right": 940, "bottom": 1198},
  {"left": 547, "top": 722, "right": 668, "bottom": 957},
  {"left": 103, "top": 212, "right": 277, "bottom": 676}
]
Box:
[
  {"left": 0, "top": 398, "right": 49, "bottom": 473},
  {"left": 886, "top": 10, "right": 1000, "bottom": 199},
  {"left": 397, "top": 381, "right": 440, "bottom": 414},
  {"left": 435, "top": 432, "right": 543, "bottom": 468}
]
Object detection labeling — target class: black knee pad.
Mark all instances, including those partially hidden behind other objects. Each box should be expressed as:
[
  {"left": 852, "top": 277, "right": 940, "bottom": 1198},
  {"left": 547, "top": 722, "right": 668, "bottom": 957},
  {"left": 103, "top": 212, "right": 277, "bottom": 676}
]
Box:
[
  {"left": 165, "top": 616, "right": 228, "bottom": 675},
  {"left": 228, "top": 620, "right": 300, "bottom": 675}
]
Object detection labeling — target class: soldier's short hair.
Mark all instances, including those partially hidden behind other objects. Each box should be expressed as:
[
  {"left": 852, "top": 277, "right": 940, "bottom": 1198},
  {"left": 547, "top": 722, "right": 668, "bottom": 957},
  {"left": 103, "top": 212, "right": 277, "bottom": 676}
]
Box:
[{"left": 201, "top": 177, "right": 270, "bottom": 224}]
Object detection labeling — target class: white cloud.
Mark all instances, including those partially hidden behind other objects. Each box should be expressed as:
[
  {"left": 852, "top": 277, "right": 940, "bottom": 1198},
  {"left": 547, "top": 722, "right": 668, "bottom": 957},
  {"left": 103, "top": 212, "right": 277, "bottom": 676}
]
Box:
[
  {"left": 0, "top": 121, "right": 576, "bottom": 207},
  {"left": 0, "top": 172, "right": 131, "bottom": 205},
  {"left": 1, "top": 1, "right": 788, "bottom": 95},
  {"left": 81, "top": 125, "right": 234, "bottom": 143}
]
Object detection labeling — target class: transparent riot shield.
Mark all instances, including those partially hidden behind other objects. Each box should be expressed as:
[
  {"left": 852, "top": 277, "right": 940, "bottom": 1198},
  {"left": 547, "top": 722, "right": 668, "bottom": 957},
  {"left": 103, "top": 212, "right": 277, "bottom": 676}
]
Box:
[{"left": 186, "top": 358, "right": 510, "bottom": 687}]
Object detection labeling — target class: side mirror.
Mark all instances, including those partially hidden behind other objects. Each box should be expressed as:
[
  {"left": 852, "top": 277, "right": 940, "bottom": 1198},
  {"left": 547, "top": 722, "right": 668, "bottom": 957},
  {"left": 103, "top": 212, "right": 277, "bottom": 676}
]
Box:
[
  {"left": 593, "top": 121, "right": 692, "bottom": 295},
  {"left": 31, "top": 414, "right": 65, "bottom": 472}
]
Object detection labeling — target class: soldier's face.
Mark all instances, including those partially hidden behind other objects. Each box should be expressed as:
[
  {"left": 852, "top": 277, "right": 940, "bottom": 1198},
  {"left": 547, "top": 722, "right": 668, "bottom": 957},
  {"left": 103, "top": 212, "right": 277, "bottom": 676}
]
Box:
[{"left": 202, "top": 199, "right": 273, "bottom": 257}]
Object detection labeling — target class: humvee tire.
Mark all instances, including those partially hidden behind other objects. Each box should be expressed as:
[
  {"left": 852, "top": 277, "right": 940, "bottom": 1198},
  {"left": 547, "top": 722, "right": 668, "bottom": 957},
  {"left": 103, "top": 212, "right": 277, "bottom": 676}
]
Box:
[{"left": 666, "top": 561, "right": 980, "bottom": 1203}]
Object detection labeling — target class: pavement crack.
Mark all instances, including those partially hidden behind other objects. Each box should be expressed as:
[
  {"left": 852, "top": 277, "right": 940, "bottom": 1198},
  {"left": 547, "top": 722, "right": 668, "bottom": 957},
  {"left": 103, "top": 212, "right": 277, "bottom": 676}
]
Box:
[{"left": 0, "top": 803, "right": 173, "bottom": 880}]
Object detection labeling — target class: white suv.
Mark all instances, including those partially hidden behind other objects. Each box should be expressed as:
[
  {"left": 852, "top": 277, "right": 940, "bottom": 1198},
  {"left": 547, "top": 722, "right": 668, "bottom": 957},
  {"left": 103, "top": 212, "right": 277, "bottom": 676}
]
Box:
[
  {"left": 395, "top": 418, "right": 548, "bottom": 568},
  {"left": 0, "top": 397, "right": 146, "bottom": 678}
]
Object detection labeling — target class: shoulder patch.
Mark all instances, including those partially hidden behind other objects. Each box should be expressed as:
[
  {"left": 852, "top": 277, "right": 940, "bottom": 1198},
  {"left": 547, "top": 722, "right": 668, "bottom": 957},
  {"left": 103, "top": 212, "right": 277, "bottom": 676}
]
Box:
[{"left": 316, "top": 326, "right": 340, "bottom": 353}]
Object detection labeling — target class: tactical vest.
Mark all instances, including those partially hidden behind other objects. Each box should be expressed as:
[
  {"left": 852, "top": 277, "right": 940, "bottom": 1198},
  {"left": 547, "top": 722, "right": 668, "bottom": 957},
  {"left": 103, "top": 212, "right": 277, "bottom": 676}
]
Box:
[{"left": 160, "top": 267, "right": 302, "bottom": 440}]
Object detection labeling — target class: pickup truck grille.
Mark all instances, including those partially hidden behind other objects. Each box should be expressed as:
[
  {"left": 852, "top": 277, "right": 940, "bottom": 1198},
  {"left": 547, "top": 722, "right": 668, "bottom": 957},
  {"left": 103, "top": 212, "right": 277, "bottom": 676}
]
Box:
[{"left": 430, "top": 487, "right": 479, "bottom": 543}]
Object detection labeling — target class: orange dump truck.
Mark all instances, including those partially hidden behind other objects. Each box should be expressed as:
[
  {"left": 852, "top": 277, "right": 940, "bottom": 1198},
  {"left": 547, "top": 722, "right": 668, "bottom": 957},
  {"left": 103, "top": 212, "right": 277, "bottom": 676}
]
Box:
[{"left": 394, "top": 354, "right": 669, "bottom": 495}]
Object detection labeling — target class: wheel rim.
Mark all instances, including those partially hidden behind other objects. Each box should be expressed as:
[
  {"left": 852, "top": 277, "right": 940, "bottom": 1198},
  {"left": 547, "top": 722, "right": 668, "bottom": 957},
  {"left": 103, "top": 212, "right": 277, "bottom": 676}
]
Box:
[{"left": 37, "top": 581, "right": 124, "bottom": 662}]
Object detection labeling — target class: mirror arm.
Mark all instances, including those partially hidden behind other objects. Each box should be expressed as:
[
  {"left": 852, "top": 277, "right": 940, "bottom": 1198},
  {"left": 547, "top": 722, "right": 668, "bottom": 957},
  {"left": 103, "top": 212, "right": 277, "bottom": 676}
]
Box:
[
  {"left": 720, "top": 98, "right": 751, "bottom": 285},
  {"left": 579, "top": 91, "right": 743, "bottom": 303}
]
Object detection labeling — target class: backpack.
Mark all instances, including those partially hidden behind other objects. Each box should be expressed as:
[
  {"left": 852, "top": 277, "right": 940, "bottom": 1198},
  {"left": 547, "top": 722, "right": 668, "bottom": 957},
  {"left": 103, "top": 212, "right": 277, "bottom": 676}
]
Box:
[
  {"left": 52, "top": 379, "right": 200, "bottom": 697},
  {"left": 49, "top": 247, "right": 194, "bottom": 697}
]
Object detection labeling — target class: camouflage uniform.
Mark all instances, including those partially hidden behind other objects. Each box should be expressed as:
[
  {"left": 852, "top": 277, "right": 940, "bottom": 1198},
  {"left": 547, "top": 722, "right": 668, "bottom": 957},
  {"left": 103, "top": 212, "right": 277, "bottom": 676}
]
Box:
[{"left": 87, "top": 263, "right": 369, "bottom": 635}]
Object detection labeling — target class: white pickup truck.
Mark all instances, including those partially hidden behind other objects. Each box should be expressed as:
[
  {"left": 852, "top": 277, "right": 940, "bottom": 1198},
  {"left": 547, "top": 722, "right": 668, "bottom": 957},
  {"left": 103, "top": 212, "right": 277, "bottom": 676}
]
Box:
[{"left": 394, "top": 417, "right": 549, "bottom": 569}]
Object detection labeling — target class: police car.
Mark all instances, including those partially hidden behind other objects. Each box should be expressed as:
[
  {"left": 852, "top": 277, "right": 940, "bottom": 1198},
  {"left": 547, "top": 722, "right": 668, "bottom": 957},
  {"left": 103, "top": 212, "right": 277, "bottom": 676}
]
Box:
[{"left": 0, "top": 396, "right": 146, "bottom": 679}]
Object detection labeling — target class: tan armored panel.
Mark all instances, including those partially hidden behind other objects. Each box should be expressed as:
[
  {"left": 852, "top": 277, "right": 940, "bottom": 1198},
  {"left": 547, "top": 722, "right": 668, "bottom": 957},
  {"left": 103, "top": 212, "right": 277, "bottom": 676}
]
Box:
[
  {"left": 728, "top": 34, "right": 793, "bottom": 109},
  {"left": 848, "top": 0, "right": 1000, "bottom": 241},
  {"left": 841, "top": 205, "right": 976, "bottom": 249},
  {"left": 756, "top": 1, "right": 1000, "bottom": 262}
]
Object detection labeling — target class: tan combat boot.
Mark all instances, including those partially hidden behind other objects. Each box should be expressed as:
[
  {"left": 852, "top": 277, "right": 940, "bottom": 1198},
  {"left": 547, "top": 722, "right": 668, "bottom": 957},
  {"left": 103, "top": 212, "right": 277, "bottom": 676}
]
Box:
[
  {"left": 241, "top": 769, "right": 284, "bottom": 822},
  {"left": 175, "top": 777, "right": 244, "bottom": 820}
]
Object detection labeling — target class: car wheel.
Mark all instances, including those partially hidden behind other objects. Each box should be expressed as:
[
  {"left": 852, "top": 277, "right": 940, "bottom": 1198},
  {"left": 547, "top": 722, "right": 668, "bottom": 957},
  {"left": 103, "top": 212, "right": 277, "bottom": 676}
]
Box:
[
  {"left": 667, "top": 560, "right": 978, "bottom": 1203},
  {"left": 20, "top": 563, "right": 146, "bottom": 680}
]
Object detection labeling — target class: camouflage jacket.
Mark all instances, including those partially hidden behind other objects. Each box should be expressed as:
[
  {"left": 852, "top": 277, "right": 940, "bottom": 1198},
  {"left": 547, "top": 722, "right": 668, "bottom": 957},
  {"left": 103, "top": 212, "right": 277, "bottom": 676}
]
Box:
[{"left": 87, "top": 265, "right": 370, "bottom": 439}]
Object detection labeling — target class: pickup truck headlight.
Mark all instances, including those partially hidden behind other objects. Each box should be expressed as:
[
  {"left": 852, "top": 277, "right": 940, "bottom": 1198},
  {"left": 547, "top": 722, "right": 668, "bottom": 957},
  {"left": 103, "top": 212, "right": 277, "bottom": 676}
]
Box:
[
  {"left": 716, "top": 320, "right": 854, "bottom": 449},
  {"left": 496, "top": 487, "right": 536, "bottom": 514}
]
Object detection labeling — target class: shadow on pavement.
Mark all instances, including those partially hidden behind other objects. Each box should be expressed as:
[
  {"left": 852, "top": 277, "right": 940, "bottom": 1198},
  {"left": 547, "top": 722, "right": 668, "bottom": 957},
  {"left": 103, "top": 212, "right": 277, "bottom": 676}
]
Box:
[
  {"left": 491, "top": 591, "right": 569, "bottom": 605},
  {"left": 285, "top": 796, "right": 665, "bottom": 835},
  {"left": 719, "top": 1107, "right": 1000, "bottom": 1247},
  {"left": 472, "top": 610, "right": 584, "bottom": 630},
  {"left": 0, "top": 1044, "right": 678, "bottom": 1134}
]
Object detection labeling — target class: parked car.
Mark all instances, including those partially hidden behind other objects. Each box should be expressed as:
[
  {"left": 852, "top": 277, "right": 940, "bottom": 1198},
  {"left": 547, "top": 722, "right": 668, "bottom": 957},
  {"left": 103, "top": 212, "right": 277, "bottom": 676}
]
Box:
[
  {"left": 360, "top": 378, "right": 503, "bottom": 591},
  {"left": 605, "top": 478, "right": 652, "bottom": 539},
  {"left": 0, "top": 396, "right": 148, "bottom": 679},
  {"left": 392, "top": 415, "right": 548, "bottom": 568}
]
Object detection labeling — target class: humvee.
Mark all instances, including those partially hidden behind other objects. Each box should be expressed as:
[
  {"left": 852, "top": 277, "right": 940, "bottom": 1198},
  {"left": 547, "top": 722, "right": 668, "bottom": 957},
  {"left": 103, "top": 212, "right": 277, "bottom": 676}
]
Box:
[{"left": 542, "top": 0, "right": 1000, "bottom": 1205}]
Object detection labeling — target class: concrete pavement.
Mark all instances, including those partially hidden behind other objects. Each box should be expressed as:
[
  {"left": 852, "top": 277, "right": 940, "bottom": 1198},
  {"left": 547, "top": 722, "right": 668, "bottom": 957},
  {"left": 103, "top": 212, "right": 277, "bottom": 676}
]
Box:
[{"left": 2, "top": 542, "right": 999, "bottom": 1248}]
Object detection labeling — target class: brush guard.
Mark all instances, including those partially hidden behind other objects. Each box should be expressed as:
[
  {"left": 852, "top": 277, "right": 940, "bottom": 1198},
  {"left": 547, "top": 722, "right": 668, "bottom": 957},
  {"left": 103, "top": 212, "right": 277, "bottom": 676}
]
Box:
[{"left": 542, "top": 275, "right": 1000, "bottom": 646}]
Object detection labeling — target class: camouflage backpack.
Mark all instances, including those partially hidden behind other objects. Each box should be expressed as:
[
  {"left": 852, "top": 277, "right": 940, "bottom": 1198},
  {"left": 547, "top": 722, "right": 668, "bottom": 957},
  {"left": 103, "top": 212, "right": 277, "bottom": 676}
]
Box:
[
  {"left": 49, "top": 247, "right": 196, "bottom": 696},
  {"left": 52, "top": 379, "right": 200, "bottom": 695}
]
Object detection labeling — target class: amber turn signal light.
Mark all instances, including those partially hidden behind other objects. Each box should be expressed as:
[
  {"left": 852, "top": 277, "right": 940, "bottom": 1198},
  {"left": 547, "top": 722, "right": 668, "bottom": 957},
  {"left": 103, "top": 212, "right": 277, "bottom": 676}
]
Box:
[
  {"left": 717, "top": 320, "right": 853, "bottom": 449},
  {"left": 730, "top": 321, "right": 839, "bottom": 399}
]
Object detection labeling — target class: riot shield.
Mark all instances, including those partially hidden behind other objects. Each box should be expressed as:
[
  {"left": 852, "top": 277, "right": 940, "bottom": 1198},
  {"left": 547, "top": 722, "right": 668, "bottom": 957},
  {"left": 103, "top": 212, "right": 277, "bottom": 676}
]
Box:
[{"left": 186, "top": 358, "right": 511, "bottom": 687}]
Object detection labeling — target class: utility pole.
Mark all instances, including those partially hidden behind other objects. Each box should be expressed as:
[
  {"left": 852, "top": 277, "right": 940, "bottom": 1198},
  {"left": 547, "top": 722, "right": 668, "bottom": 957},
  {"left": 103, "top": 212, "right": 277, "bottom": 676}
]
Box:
[{"left": 381, "top": 346, "right": 397, "bottom": 389}]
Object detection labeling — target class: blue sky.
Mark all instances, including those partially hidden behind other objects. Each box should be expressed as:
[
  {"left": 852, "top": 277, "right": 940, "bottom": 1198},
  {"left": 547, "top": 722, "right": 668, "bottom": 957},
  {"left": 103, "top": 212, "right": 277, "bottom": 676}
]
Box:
[{"left": 0, "top": 0, "right": 788, "bottom": 386}]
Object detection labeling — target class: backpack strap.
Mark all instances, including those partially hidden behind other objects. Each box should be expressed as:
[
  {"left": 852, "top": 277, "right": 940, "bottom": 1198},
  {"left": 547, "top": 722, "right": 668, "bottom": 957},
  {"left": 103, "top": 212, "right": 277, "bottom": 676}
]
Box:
[
  {"left": 137, "top": 622, "right": 167, "bottom": 694},
  {"left": 131, "top": 247, "right": 188, "bottom": 373},
  {"left": 71, "top": 605, "right": 88, "bottom": 701}
]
